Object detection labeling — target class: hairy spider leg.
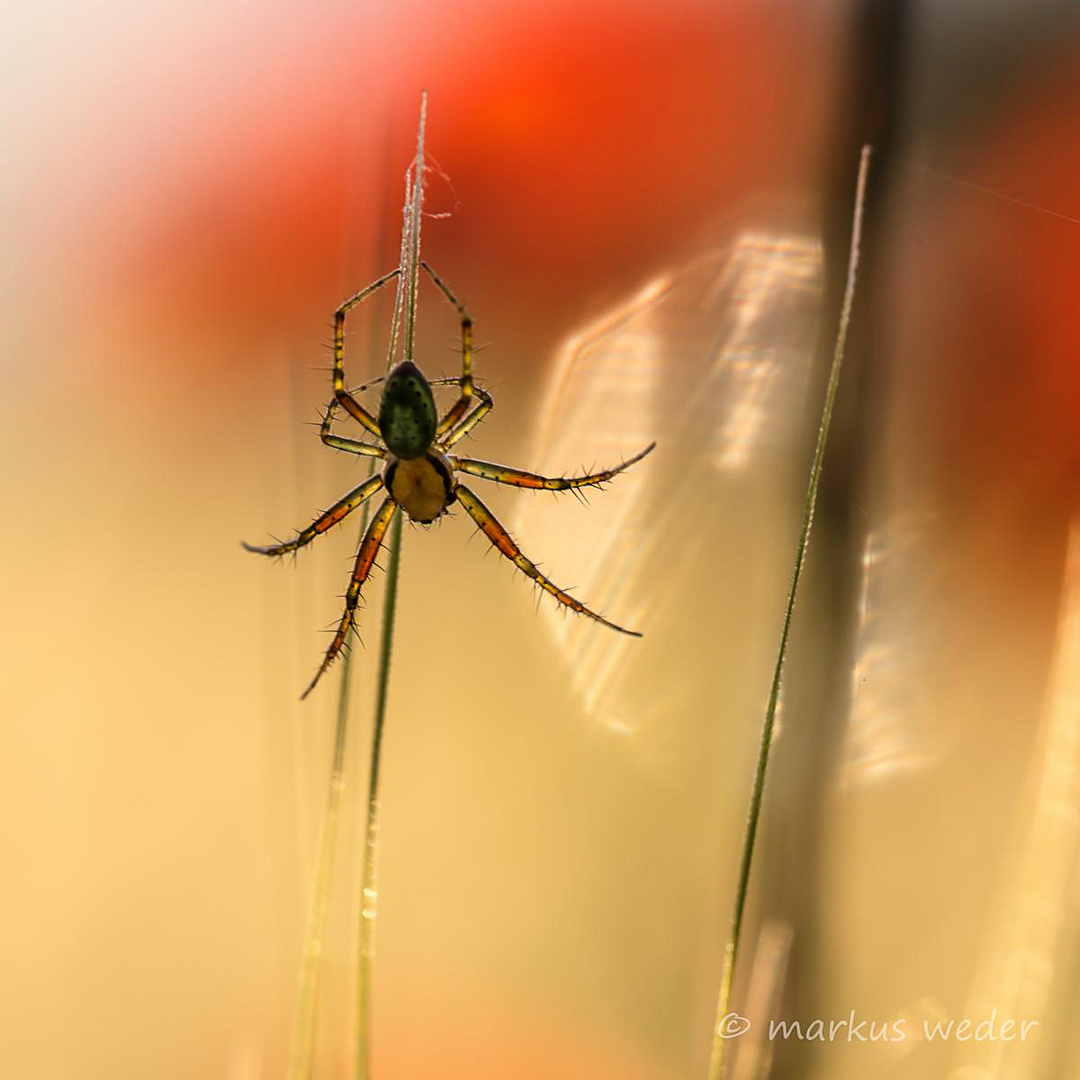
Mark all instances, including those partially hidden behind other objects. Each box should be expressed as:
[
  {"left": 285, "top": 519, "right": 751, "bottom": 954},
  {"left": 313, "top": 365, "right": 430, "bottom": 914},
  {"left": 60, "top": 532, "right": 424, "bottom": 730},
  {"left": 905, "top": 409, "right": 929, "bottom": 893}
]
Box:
[
  {"left": 451, "top": 441, "right": 656, "bottom": 491},
  {"left": 302, "top": 496, "right": 399, "bottom": 699},
  {"left": 340, "top": 373, "right": 462, "bottom": 394},
  {"left": 440, "top": 387, "right": 493, "bottom": 450},
  {"left": 318, "top": 397, "right": 387, "bottom": 457},
  {"left": 420, "top": 261, "right": 474, "bottom": 435},
  {"left": 454, "top": 485, "right": 641, "bottom": 636},
  {"left": 243, "top": 475, "right": 386, "bottom": 557},
  {"left": 333, "top": 268, "right": 401, "bottom": 436}
]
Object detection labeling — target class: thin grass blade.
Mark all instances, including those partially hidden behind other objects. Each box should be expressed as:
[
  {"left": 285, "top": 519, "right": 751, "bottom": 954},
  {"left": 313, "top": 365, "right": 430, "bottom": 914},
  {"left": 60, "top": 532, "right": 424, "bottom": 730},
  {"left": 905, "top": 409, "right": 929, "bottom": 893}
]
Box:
[{"left": 707, "top": 144, "right": 873, "bottom": 1080}]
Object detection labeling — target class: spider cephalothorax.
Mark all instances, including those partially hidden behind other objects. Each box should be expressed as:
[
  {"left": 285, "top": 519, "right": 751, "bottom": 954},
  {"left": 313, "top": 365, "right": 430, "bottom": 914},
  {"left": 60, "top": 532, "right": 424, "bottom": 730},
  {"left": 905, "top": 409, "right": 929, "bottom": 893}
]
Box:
[
  {"left": 379, "top": 360, "right": 437, "bottom": 459},
  {"left": 245, "top": 261, "right": 654, "bottom": 698}
]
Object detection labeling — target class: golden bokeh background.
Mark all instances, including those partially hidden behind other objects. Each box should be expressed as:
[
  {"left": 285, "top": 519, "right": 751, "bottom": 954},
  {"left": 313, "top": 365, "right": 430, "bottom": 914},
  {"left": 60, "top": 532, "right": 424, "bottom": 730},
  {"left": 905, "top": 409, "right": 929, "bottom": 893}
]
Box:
[{"left": 3, "top": 1, "right": 1080, "bottom": 1078}]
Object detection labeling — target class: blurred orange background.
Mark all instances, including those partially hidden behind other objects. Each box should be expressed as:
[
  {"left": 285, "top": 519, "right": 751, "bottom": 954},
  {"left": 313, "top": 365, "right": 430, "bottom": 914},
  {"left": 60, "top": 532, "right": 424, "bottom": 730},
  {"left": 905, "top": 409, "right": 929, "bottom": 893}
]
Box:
[{"left": 4, "top": 1, "right": 1080, "bottom": 1078}]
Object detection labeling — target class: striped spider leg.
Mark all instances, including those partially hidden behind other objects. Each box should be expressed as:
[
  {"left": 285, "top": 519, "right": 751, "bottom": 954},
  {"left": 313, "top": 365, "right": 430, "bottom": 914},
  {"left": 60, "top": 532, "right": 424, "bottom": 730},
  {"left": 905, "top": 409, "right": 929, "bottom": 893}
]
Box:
[
  {"left": 450, "top": 441, "right": 655, "bottom": 492},
  {"left": 453, "top": 486, "right": 639, "bottom": 636},
  {"left": 449, "top": 442, "right": 655, "bottom": 637},
  {"left": 421, "top": 260, "right": 476, "bottom": 436},
  {"left": 300, "top": 496, "right": 398, "bottom": 699},
  {"left": 241, "top": 473, "right": 385, "bottom": 558},
  {"left": 244, "top": 265, "right": 398, "bottom": 559},
  {"left": 330, "top": 268, "right": 401, "bottom": 436}
]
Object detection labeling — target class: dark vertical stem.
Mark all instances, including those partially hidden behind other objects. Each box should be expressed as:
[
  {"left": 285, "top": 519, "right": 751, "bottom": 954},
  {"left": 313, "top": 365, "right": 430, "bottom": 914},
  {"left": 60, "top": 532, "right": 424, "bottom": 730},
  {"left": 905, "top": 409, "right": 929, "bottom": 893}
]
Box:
[
  {"left": 707, "top": 146, "right": 872, "bottom": 1080},
  {"left": 354, "top": 90, "right": 428, "bottom": 1080},
  {"left": 354, "top": 508, "right": 403, "bottom": 1080},
  {"left": 758, "top": 6, "right": 911, "bottom": 1074}
]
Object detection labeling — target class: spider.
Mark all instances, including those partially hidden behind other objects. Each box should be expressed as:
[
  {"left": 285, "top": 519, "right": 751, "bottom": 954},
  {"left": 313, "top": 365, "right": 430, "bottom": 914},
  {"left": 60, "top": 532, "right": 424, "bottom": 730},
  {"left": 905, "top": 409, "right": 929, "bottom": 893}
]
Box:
[{"left": 245, "top": 261, "right": 655, "bottom": 699}]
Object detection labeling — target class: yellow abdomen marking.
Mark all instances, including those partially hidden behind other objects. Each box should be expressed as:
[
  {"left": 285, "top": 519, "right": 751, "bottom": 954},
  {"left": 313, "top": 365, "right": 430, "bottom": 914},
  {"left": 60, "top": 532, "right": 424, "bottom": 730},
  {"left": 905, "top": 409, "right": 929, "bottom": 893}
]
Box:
[{"left": 386, "top": 451, "right": 452, "bottom": 523}]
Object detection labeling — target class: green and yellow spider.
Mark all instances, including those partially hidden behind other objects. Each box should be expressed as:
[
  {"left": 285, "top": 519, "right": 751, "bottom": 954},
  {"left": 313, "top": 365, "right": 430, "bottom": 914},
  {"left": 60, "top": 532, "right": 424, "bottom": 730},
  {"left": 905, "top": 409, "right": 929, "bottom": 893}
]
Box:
[{"left": 245, "top": 260, "right": 655, "bottom": 699}]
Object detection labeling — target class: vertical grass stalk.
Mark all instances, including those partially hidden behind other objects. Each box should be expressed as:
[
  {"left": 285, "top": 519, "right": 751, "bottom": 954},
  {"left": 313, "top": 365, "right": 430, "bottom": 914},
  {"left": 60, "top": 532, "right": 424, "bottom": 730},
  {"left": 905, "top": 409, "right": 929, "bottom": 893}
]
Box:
[
  {"left": 354, "top": 507, "right": 403, "bottom": 1080},
  {"left": 706, "top": 145, "right": 872, "bottom": 1080},
  {"left": 287, "top": 494, "right": 374, "bottom": 1080},
  {"left": 354, "top": 90, "right": 429, "bottom": 1080},
  {"left": 286, "top": 93, "right": 428, "bottom": 1080}
]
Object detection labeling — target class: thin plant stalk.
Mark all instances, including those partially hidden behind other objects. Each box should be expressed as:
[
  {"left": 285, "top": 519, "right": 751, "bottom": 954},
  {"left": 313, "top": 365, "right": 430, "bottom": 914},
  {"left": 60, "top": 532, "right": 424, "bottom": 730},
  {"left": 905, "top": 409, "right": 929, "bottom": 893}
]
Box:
[
  {"left": 354, "top": 90, "right": 429, "bottom": 1080},
  {"left": 286, "top": 93, "right": 428, "bottom": 1080},
  {"left": 287, "top": 491, "right": 374, "bottom": 1080},
  {"left": 354, "top": 507, "right": 402, "bottom": 1080},
  {"left": 706, "top": 144, "right": 872, "bottom": 1080},
  {"left": 288, "top": 163, "right": 393, "bottom": 1074}
]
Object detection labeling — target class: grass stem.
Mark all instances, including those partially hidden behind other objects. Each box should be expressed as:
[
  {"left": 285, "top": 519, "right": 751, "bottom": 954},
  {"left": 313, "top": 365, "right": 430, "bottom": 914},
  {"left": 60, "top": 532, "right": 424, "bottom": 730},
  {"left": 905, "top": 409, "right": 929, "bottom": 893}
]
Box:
[
  {"left": 706, "top": 144, "right": 872, "bottom": 1080},
  {"left": 354, "top": 90, "right": 428, "bottom": 1080},
  {"left": 354, "top": 508, "right": 403, "bottom": 1080},
  {"left": 288, "top": 91, "right": 428, "bottom": 1080},
  {"left": 287, "top": 494, "right": 372, "bottom": 1080}
]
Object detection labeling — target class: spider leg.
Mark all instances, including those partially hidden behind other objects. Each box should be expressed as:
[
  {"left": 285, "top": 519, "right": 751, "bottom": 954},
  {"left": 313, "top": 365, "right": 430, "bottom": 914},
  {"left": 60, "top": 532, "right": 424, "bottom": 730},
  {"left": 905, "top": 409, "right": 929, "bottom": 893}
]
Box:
[
  {"left": 333, "top": 269, "right": 401, "bottom": 436},
  {"left": 346, "top": 374, "right": 462, "bottom": 393},
  {"left": 439, "top": 387, "right": 494, "bottom": 450},
  {"left": 420, "top": 262, "right": 475, "bottom": 435},
  {"left": 243, "top": 475, "right": 385, "bottom": 556},
  {"left": 301, "top": 496, "right": 398, "bottom": 700},
  {"left": 451, "top": 441, "right": 655, "bottom": 491},
  {"left": 318, "top": 397, "right": 386, "bottom": 458},
  {"left": 454, "top": 484, "right": 641, "bottom": 636}
]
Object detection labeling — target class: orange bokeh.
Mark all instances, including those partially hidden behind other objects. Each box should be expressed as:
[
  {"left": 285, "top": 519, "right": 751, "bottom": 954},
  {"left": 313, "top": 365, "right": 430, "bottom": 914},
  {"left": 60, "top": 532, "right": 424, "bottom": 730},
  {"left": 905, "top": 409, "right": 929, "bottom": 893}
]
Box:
[{"left": 86, "top": 0, "right": 828, "bottom": 388}]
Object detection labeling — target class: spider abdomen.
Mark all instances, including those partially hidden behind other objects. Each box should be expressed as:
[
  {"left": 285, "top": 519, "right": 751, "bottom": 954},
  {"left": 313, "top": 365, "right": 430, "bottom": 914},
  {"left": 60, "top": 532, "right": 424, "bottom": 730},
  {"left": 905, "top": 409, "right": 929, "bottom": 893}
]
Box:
[
  {"left": 385, "top": 450, "right": 453, "bottom": 524},
  {"left": 379, "top": 360, "right": 437, "bottom": 459}
]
